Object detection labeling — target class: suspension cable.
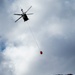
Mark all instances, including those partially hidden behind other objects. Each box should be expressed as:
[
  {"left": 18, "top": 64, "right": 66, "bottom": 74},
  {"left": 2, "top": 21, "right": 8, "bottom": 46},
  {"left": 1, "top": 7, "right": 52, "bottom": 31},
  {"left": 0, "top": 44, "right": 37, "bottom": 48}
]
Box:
[{"left": 27, "top": 22, "right": 41, "bottom": 51}]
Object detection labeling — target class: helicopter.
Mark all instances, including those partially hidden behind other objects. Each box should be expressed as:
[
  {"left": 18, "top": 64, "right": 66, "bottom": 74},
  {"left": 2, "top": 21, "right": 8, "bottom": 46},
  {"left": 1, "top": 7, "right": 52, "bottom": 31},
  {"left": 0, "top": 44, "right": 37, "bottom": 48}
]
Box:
[
  {"left": 14, "top": 6, "right": 33, "bottom": 22},
  {"left": 14, "top": 6, "right": 43, "bottom": 55}
]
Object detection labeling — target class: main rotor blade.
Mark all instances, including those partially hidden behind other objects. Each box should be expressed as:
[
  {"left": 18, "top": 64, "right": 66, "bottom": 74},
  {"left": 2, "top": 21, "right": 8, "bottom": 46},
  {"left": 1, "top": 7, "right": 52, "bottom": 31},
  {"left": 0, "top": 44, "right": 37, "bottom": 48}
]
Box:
[
  {"left": 25, "top": 6, "right": 32, "bottom": 13},
  {"left": 15, "top": 16, "right": 22, "bottom": 22},
  {"left": 27, "top": 13, "right": 33, "bottom": 15},
  {"left": 14, "top": 14, "right": 22, "bottom": 15}
]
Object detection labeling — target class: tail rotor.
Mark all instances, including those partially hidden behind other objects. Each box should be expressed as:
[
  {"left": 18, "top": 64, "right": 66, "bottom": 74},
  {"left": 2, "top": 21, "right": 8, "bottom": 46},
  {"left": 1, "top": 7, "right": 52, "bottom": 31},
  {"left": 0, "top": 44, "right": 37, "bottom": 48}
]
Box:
[{"left": 21, "top": 9, "right": 24, "bottom": 13}]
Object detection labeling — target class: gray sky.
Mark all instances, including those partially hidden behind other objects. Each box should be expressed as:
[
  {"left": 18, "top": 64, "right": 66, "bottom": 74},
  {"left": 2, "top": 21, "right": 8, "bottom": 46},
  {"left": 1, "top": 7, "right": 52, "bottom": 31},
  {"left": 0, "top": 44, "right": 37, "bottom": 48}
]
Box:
[{"left": 0, "top": 0, "right": 75, "bottom": 75}]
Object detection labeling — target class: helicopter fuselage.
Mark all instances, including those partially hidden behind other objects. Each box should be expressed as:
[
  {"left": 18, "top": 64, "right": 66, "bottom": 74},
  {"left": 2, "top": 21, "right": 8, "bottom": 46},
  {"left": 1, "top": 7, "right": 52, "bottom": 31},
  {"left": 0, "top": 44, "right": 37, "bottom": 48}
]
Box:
[{"left": 22, "top": 13, "right": 29, "bottom": 22}]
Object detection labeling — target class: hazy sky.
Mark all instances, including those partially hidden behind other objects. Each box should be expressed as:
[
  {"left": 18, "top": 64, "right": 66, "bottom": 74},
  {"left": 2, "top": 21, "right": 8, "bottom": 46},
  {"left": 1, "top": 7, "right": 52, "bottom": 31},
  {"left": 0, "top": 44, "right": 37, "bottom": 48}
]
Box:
[{"left": 0, "top": 0, "right": 75, "bottom": 75}]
